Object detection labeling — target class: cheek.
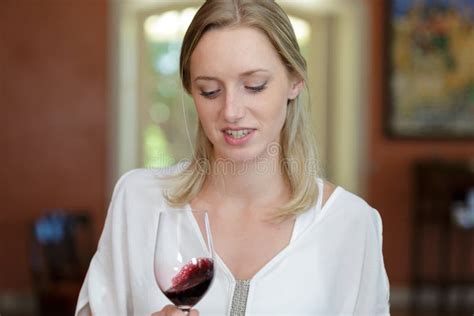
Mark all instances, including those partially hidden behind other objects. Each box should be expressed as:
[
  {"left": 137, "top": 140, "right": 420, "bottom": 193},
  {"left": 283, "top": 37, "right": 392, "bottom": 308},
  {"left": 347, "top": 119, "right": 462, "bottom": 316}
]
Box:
[
  {"left": 267, "top": 92, "right": 288, "bottom": 122},
  {"left": 192, "top": 97, "right": 209, "bottom": 121},
  {"left": 275, "top": 106, "right": 288, "bottom": 131},
  {"left": 268, "top": 94, "right": 289, "bottom": 135},
  {"left": 194, "top": 103, "right": 206, "bottom": 122},
  {"left": 193, "top": 99, "right": 217, "bottom": 137}
]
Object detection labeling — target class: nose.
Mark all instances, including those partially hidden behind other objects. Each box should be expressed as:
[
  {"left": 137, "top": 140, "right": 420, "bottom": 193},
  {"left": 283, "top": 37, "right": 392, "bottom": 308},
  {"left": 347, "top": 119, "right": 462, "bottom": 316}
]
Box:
[{"left": 222, "top": 90, "right": 245, "bottom": 123}]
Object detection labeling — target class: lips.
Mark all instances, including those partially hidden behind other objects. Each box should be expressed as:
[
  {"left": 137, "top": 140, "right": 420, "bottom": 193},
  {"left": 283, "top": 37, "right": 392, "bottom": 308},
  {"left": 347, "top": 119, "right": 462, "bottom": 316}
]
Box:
[
  {"left": 221, "top": 127, "right": 256, "bottom": 132},
  {"left": 221, "top": 128, "right": 256, "bottom": 145},
  {"left": 223, "top": 129, "right": 253, "bottom": 138}
]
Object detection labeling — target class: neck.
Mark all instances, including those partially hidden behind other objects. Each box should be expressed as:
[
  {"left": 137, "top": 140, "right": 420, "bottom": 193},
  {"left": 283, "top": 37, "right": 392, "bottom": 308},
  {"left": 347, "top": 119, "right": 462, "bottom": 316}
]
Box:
[{"left": 201, "top": 156, "right": 290, "bottom": 211}]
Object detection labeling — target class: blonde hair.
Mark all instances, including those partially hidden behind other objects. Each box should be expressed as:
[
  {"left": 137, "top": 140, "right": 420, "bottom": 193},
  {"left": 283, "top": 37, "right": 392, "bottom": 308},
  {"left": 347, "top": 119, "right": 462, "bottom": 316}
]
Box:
[{"left": 163, "top": 0, "right": 319, "bottom": 219}]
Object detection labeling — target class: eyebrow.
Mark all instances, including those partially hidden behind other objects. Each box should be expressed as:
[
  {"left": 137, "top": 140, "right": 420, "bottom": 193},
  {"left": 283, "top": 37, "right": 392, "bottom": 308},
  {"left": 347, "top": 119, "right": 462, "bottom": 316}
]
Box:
[{"left": 193, "top": 69, "right": 270, "bottom": 82}]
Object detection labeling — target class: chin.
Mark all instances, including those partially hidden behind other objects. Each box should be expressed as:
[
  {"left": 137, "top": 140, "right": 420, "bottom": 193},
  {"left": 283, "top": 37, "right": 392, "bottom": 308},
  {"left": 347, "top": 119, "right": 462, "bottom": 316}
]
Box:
[
  {"left": 214, "top": 152, "right": 253, "bottom": 163},
  {"left": 214, "top": 146, "right": 273, "bottom": 165}
]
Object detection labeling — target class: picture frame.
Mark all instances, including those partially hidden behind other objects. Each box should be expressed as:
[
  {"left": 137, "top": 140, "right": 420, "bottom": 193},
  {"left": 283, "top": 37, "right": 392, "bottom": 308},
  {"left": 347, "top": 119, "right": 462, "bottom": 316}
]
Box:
[{"left": 385, "top": 0, "right": 474, "bottom": 139}]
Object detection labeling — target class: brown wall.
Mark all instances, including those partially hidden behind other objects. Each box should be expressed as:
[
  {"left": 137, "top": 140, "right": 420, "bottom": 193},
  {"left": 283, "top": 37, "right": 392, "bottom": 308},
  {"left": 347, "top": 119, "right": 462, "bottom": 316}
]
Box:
[
  {"left": 367, "top": 0, "right": 474, "bottom": 286},
  {"left": 0, "top": 1, "right": 108, "bottom": 290}
]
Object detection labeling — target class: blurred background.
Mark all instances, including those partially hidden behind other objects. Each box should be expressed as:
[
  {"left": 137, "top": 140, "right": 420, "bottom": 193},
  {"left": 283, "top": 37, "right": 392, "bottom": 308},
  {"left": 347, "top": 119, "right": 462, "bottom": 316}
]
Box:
[{"left": 1, "top": 0, "right": 473, "bottom": 315}]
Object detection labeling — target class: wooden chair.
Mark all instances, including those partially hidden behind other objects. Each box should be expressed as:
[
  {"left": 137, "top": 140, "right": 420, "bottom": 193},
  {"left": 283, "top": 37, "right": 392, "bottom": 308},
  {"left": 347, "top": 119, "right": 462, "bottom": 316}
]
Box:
[{"left": 410, "top": 159, "right": 474, "bottom": 314}]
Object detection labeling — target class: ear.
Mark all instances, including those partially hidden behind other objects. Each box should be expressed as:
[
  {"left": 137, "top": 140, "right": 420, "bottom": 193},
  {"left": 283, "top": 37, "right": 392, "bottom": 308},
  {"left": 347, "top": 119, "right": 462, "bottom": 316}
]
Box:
[{"left": 287, "top": 76, "right": 305, "bottom": 100}]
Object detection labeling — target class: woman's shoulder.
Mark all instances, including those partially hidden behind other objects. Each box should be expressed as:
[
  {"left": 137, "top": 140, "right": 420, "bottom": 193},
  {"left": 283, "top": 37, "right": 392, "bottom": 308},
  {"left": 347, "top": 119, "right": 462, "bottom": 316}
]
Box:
[
  {"left": 320, "top": 180, "right": 337, "bottom": 208},
  {"left": 319, "top": 179, "right": 381, "bottom": 225},
  {"left": 112, "top": 163, "right": 187, "bottom": 195}
]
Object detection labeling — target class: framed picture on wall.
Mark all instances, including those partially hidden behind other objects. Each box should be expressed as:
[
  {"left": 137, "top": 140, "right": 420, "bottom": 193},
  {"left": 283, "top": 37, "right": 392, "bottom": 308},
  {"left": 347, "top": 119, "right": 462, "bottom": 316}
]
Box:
[{"left": 385, "top": 0, "right": 474, "bottom": 139}]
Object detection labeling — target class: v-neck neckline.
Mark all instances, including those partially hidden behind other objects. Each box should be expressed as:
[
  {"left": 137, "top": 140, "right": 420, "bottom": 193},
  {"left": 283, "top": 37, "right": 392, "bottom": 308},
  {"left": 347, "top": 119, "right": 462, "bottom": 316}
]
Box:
[{"left": 183, "top": 179, "right": 340, "bottom": 283}]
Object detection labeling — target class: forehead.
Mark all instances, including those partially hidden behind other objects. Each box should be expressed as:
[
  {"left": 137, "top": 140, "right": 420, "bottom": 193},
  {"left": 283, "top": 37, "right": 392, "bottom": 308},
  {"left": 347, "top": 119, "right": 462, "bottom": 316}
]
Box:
[{"left": 190, "top": 26, "right": 286, "bottom": 78}]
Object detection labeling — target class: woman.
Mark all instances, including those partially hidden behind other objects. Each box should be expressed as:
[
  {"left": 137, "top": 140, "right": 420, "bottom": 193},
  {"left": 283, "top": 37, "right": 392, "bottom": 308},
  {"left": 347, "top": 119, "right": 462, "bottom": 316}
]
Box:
[{"left": 76, "top": 1, "right": 390, "bottom": 315}]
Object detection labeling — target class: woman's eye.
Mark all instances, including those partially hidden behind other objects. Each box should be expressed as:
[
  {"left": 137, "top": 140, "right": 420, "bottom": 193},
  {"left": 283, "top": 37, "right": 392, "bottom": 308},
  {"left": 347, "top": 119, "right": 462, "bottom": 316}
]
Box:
[
  {"left": 246, "top": 83, "right": 267, "bottom": 93},
  {"left": 200, "top": 89, "right": 220, "bottom": 99}
]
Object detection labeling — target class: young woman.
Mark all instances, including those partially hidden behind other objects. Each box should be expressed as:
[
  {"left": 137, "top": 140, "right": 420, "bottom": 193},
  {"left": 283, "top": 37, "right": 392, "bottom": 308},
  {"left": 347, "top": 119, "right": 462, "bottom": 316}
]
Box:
[{"left": 76, "top": 1, "right": 390, "bottom": 315}]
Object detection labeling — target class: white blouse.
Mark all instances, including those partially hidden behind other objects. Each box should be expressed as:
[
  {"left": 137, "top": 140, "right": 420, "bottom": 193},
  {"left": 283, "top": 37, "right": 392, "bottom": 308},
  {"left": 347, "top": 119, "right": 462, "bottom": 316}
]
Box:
[{"left": 76, "top": 165, "right": 390, "bottom": 316}]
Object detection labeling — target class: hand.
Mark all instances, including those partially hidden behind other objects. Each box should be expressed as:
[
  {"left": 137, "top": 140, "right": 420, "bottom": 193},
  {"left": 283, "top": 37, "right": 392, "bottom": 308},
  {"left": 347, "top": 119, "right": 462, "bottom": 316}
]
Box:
[{"left": 152, "top": 305, "right": 199, "bottom": 316}]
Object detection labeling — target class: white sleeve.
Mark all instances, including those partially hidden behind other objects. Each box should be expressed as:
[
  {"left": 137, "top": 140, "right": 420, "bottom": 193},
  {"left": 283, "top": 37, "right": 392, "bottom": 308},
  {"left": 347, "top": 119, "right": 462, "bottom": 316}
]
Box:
[
  {"left": 75, "top": 171, "right": 136, "bottom": 316},
  {"left": 354, "top": 208, "right": 391, "bottom": 315}
]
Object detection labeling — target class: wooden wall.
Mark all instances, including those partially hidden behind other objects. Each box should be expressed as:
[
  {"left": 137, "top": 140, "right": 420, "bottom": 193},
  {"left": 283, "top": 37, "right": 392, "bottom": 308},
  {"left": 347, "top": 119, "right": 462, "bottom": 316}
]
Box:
[
  {"left": 0, "top": 0, "right": 108, "bottom": 291},
  {"left": 367, "top": 0, "right": 474, "bottom": 286}
]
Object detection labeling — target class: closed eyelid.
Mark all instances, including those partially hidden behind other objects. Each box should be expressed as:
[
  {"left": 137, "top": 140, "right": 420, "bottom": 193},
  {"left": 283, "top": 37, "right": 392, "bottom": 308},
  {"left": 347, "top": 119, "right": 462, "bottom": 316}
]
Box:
[
  {"left": 195, "top": 82, "right": 220, "bottom": 93},
  {"left": 198, "top": 87, "right": 221, "bottom": 99},
  {"left": 198, "top": 86, "right": 220, "bottom": 92},
  {"left": 244, "top": 81, "right": 268, "bottom": 91},
  {"left": 243, "top": 74, "right": 271, "bottom": 86},
  {"left": 193, "top": 76, "right": 269, "bottom": 96},
  {"left": 245, "top": 81, "right": 267, "bottom": 87}
]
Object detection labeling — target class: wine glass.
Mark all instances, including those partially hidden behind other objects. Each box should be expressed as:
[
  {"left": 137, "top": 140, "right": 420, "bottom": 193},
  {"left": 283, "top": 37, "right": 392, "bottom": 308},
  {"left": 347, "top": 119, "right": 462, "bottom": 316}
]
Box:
[{"left": 154, "top": 208, "right": 214, "bottom": 313}]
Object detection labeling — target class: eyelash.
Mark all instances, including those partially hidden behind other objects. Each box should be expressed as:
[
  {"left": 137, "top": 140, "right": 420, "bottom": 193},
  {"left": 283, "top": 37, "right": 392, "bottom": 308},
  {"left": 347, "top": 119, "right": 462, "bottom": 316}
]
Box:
[
  {"left": 199, "top": 82, "right": 268, "bottom": 99},
  {"left": 246, "top": 83, "right": 267, "bottom": 93},
  {"left": 200, "top": 90, "right": 220, "bottom": 99}
]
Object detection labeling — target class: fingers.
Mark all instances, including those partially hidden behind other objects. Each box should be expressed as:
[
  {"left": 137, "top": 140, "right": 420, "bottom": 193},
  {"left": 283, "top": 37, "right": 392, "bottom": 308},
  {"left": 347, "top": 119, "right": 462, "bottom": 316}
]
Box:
[
  {"left": 151, "top": 304, "right": 180, "bottom": 315},
  {"left": 151, "top": 305, "right": 199, "bottom": 316}
]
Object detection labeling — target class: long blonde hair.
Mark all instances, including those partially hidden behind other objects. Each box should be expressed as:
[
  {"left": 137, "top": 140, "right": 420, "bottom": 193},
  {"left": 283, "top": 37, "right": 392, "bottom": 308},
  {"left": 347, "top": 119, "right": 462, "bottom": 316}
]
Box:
[{"left": 163, "top": 0, "right": 320, "bottom": 219}]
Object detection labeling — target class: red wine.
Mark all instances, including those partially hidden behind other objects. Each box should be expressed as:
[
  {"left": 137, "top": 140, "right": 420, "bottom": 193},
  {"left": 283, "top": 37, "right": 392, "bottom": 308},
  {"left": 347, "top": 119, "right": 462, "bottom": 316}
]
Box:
[
  {"left": 164, "top": 274, "right": 213, "bottom": 307},
  {"left": 164, "top": 258, "right": 214, "bottom": 308}
]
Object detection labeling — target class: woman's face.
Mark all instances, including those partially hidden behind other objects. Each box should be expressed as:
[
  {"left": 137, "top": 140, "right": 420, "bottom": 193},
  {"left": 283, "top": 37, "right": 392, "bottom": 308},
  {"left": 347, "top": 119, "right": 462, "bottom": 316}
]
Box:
[{"left": 189, "top": 26, "right": 303, "bottom": 162}]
